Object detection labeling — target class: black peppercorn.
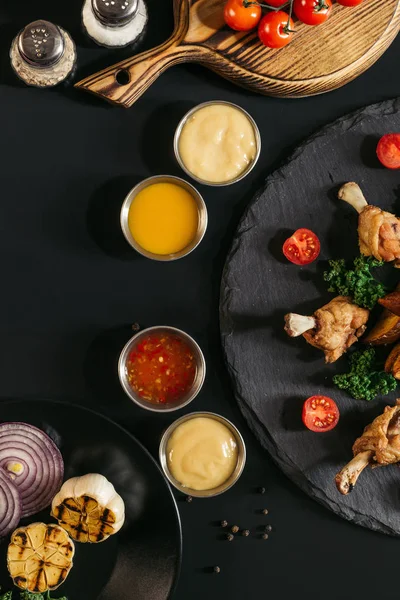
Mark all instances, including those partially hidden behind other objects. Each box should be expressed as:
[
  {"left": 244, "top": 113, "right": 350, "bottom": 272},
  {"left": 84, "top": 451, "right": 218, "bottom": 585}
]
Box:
[
  {"left": 242, "top": 529, "right": 250, "bottom": 537},
  {"left": 262, "top": 508, "right": 269, "bottom": 515},
  {"left": 213, "top": 566, "right": 221, "bottom": 574},
  {"left": 226, "top": 533, "right": 234, "bottom": 542},
  {"left": 231, "top": 525, "right": 239, "bottom": 534},
  {"left": 265, "top": 524, "right": 272, "bottom": 533},
  {"left": 220, "top": 520, "right": 228, "bottom": 528},
  {"left": 258, "top": 487, "right": 266, "bottom": 494},
  {"left": 131, "top": 323, "right": 140, "bottom": 331},
  {"left": 262, "top": 533, "right": 269, "bottom": 540},
  {"left": 186, "top": 495, "right": 193, "bottom": 503}
]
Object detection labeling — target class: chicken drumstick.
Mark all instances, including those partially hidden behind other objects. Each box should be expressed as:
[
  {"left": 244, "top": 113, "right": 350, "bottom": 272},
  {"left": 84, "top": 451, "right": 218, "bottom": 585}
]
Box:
[
  {"left": 336, "top": 399, "right": 400, "bottom": 494},
  {"left": 284, "top": 295, "right": 369, "bottom": 363},
  {"left": 339, "top": 182, "right": 400, "bottom": 266}
]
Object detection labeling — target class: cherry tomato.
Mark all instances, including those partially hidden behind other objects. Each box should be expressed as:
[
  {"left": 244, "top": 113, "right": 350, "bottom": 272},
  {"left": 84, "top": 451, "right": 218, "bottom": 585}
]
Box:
[
  {"left": 282, "top": 228, "right": 320, "bottom": 265},
  {"left": 224, "top": 0, "right": 262, "bottom": 31},
  {"left": 376, "top": 134, "right": 400, "bottom": 169},
  {"left": 302, "top": 396, "right": 339, "bottom": 432},
  {"left": 258, "top": 11, "right": 294, "bottom": 48},
  {"left": 293, "top": 0, "right": 332, "bottom": 25},
  {"left": 337, "top": 0, "right": 363, "bottom": 5}
]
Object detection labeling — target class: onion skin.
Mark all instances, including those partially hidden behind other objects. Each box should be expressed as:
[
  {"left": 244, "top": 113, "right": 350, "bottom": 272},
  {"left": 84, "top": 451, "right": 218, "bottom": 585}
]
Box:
[
  {"left": 0, "top": 422, "right": 64, "bottom": 517},
  {"left": 0, "top": 467, "right": 21, "bottom": 538}
]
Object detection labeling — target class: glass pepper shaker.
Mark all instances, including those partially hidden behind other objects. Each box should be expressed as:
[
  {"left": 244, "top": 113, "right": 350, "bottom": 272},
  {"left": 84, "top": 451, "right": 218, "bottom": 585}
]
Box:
[
  {"left": 10, "top": 20, "right": 77, "bottom": 88},
  {"left": 82, "top": 0, "right": 148, "bottom": 48}
]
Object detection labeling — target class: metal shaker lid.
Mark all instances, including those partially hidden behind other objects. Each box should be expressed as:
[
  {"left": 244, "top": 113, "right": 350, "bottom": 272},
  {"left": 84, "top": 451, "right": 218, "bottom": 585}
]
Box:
[
  {"left": 91, "top": 0, "right": 139, "bottom": 27},
  {"left": 18, "top": 20, "right": 65, "bottom": 68}
]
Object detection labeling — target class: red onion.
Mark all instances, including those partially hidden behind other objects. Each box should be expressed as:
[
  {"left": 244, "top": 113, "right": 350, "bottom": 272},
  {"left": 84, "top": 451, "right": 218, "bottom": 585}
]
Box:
[
  {"left": 0, "top": 422, "right": 64, "bottom": 518},
  {"left": 0, "top": 467, "right": 21, "bottom": 538}
]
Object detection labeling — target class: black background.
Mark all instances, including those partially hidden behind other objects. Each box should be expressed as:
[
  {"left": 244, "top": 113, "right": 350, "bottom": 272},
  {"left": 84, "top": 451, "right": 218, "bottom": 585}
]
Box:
[{"left": 1, "top": 1, "right": 400, "bottom": 599}]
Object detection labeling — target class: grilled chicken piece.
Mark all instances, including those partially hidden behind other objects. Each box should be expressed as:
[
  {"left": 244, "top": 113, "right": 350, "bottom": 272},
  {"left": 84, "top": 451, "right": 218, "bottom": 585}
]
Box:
[
  {"left": 336, "top": 399, "right": 400, "bottom": 494},
  {"left": 7, "top": 522, "right": 74, "bottom": 593},
  {"left": 339, "top": 182, "right": 400, "bottom": 266},
  {"left": 284, "top": 296, "right": 369, "bottom": 363}
]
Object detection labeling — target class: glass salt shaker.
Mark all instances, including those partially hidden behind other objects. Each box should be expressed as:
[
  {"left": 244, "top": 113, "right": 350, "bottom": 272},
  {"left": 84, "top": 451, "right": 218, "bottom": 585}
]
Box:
[
  {"left": 82, "top": 0, "right": 148, "bottom": 48},
  {"left": 10, "top": 20, "right": 77, "bottom": 88}
]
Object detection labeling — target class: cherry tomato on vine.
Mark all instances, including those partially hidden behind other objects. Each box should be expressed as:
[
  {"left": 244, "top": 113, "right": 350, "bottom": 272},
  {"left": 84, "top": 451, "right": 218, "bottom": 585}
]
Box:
[
  {"left": 376, "top": 134, "right": 400, "bottom": 169},
  {"left": 302, "top": 396, "right": 339, "bottom": 433},
  {"left": 224, "top": 0, "right": 262, "bottom": 32},
  {"left": 337, "top": 0, "right": 363, "bottom": 5},
  {"left": 293, "top": 0, "right": 332, "bottom": 25},
  {"left": 282, "top": 228, "right": 320, "bottom": 265},
  {"left": 258, "top": 11, "right": 294, "bottom": 49}
]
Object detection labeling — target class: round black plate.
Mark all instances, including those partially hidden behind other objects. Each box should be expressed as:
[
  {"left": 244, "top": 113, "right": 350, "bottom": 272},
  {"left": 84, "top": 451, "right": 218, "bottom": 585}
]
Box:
[
  {"left": 0, "top": 400, "right": 182, "bottom": 599},
  {"left": 220, "top": 98, "right": 400, "bottom": 536}
]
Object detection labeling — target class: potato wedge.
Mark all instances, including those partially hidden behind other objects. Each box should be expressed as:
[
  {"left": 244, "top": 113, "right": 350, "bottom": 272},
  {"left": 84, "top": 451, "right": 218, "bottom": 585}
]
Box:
[
  {"left": 363, "top": 309, "right": 400, "bottom": 345},
  {"left": 378, "top": 292, "right": 400, "bottom": 317},
  {"left": 385, "top": 343, "right": 400, "bottom": 379}
]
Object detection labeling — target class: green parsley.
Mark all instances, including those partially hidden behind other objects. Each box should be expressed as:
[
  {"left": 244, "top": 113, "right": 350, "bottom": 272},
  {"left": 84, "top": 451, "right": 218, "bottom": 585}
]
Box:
[
  {"left": 323, "top": 255, "right": 386, "bottom": 310},
  {"left": 0, "top": 591, "right": 67, "bottom": 600},
  {"left": 333, "top": 348, "right": 397, "bottom": 402}
]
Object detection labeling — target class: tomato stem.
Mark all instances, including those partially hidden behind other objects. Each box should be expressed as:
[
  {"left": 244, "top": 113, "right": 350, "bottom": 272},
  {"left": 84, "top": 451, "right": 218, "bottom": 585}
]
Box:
[
  {"left": 315, "top": 0, "right": 329, "bottom": 10},
  {"left": 243, "top": 0, "right": 290, "bottom": 10},
  {"left": 284, "top": 0, "right": 295, "bottom": 33}
]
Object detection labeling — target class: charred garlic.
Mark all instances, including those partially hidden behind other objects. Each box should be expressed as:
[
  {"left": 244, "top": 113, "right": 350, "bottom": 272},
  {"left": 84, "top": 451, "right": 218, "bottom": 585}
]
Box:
[
  {"left": 10, "top": 20, "right": 77, "bottom": 88},
  {"left": 51, "top": 473, "right": 125, "bottom": 543},
  {"left": 82, "top": 0, "right": 148, "bottom": 48},
  {"left": 8, "top": 523, "right": 75, "bottom": 593}
]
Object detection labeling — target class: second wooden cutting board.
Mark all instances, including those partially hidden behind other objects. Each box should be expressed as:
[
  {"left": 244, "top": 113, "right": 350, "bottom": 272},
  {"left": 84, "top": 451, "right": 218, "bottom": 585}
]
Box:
[{"left": 76, "top": 0, "right": 400, "bottom": 107}]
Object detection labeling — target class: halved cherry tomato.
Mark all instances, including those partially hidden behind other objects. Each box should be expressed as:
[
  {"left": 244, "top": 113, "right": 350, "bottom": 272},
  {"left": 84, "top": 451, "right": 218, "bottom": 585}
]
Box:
[
  {"left": 224, "top": 0, "right": 262, "bottom": 31},
  {"left": 337, "top": 0, "right": 363, "bottom": 5},
  {"left": 282, "top": 228, "right": 320, "bottom": 265},
  {"left": 293, "top": 0, "right": 332, "bottom": 25},
  {"left": 258, "top": 11, "right": 294, "bottom": 48},
  {"left": 302, "top": 396, "right": 339, "bottom": 432},
  {"left": 376, "top": 134, "right": 400, "bottom": 169}
]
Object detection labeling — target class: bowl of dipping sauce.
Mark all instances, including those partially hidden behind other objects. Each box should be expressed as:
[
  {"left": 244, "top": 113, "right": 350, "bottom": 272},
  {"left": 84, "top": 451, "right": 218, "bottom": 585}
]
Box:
[
  {"left": 174, "top": 101, "right": 261, "bottom": 187},
  {"left": 120, "top": 175, "right": 207, "bottom": 261},
  {"left": 118, "top": 326, "right": 206, "bottom": 412},
  {"left": 159, "top": 412, "right": 246, "bottom": 497}
]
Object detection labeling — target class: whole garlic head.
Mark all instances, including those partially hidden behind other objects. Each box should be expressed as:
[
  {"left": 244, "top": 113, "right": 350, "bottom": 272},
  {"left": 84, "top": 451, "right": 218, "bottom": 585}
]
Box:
[{"left": 51, "top": 473, "right": 125, "bottom": 543}]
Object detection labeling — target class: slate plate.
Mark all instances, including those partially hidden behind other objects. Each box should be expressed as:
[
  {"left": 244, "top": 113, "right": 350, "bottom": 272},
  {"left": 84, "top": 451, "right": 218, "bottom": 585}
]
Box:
[
  {"left": 220, "top": 97, "right": 400, "bottom": 536},
  {"left": 0, "top": 400, "right": 181, "bottom": 599}
]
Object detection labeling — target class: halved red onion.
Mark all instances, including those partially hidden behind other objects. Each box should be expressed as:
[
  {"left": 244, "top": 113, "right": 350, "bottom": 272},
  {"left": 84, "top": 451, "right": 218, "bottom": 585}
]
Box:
[
  {"left": 0, "top": 422, "right": 64, "bottom": 517},
  {"left": 0, "top": 467, "right": 21, "bottom": 538}
]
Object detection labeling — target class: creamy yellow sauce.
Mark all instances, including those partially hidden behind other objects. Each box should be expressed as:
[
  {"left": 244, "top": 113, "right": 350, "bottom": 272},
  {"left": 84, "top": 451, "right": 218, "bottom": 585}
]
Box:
[
  {"left": 178, "top": 104, "right": 257, "bottom": 183},
  {"left": 128, "top": 182, "right": 199, "bottom": 255},
  {"left": 167, "top": 417, "right": 238, "bottom": 491}
]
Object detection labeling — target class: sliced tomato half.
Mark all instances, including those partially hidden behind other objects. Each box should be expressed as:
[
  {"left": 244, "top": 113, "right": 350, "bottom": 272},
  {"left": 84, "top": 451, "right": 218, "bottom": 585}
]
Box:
[
  {"left": 282, "top": 228, "right": 320, "bottom": 265},
  {"left": 302, "top": 395, "right": 339, "bottom": 432}
]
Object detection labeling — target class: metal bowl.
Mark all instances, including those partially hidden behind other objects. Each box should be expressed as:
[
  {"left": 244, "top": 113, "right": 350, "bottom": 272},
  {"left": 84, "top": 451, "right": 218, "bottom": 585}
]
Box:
[
  {"left": 120, "top": 175, "right": 207, "bottom": 261},
  {"left": 174, "top": 100, "right": 261, "bottom": 187},
  {"left": 118, "top": 326, "right": 206, "bottom": 413},
  {"left": 159, "top": 412, "right": 246, "bottom": 497}
]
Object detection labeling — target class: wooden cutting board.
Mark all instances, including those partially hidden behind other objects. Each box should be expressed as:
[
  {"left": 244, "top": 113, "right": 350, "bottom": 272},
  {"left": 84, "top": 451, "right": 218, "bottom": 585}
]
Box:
[{"left": 76, "top": 0, "right": 400, "bottom": 107}]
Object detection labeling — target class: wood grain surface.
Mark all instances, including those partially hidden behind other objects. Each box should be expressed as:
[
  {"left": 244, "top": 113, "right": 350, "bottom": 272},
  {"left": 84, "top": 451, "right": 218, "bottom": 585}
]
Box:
[{"left": 76, "top": 0, "right": 400, "bottom": 107}]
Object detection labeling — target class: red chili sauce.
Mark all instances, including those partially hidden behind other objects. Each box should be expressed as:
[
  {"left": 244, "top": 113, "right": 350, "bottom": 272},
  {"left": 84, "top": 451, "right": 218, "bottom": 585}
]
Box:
[{"left": 127, "top": 333, "right": 197, "bottom": 404}]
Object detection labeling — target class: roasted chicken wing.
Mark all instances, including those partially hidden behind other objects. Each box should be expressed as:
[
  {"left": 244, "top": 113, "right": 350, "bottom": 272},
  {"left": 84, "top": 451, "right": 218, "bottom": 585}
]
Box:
[
  {"left": 339, "top": 182, "right": 400, "bottom": 266},
  {"left": 336, "top": 399, "right": 400, "bottom": 494},
  {"left": 284, "top": 296, "right": 369, "bottom": 363}
]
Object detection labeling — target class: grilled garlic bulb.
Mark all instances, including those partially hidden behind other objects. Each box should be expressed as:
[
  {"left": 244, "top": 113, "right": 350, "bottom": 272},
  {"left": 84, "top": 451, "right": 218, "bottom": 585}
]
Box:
[
  {"left": 7, "top": 522, "right": 74, "bottom": 593},
  {"left": 51, "top": 473, "right": 125, "bottom": 543}
]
